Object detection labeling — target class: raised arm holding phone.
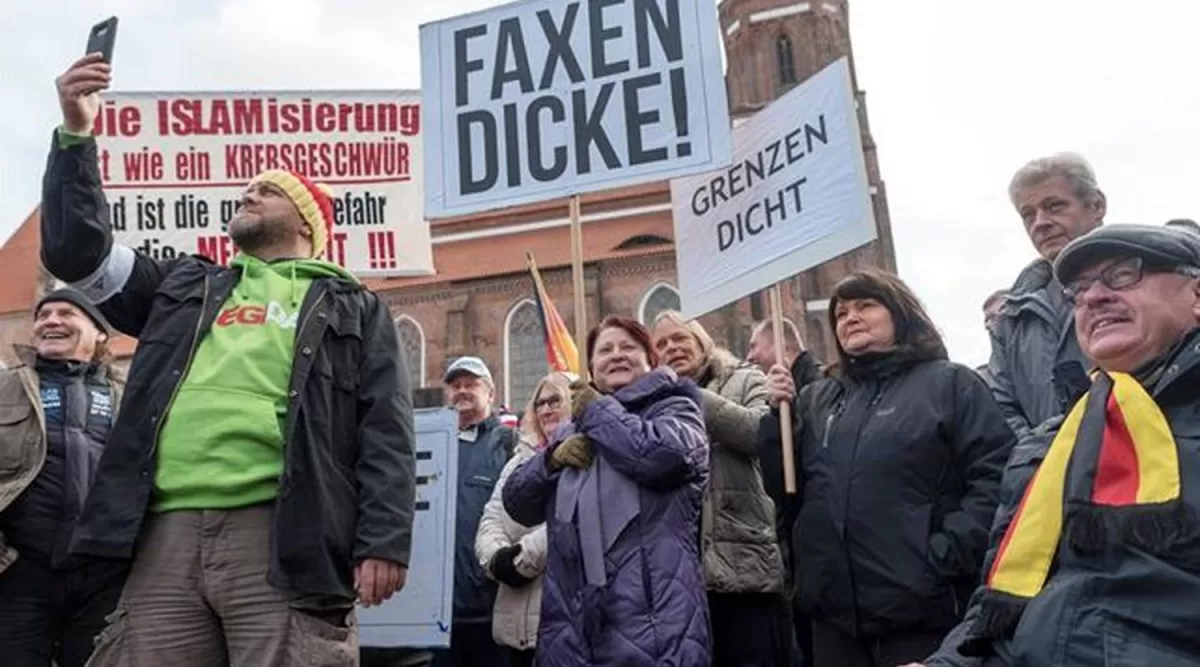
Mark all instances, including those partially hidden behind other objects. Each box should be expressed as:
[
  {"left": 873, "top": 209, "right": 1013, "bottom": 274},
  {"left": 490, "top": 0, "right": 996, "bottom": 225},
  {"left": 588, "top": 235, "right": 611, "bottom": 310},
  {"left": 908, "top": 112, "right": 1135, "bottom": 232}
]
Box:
[{"left": 42, "top": 42, "right": 417, "bottom": 667}]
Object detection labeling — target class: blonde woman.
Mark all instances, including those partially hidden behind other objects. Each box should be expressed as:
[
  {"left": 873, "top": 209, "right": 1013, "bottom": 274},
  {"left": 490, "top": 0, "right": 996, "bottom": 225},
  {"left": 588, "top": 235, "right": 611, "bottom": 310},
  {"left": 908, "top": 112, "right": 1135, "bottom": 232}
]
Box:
[
  {"left": 474, "top": 372, "right": 574, "bottom": 667},
  {"left": 651, "top": 310, "right": 787, "bottom": 667}
]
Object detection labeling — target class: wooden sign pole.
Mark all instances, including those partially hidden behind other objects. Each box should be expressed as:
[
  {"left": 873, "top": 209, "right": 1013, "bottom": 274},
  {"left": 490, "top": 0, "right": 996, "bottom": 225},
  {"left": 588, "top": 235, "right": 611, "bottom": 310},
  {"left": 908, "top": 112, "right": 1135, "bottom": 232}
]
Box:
[
  {"left": 569, "top": 196, "right": 588, "bottom": 377},
  {"left": 769, "top": 284, "right": 797, "bottom": 494}
]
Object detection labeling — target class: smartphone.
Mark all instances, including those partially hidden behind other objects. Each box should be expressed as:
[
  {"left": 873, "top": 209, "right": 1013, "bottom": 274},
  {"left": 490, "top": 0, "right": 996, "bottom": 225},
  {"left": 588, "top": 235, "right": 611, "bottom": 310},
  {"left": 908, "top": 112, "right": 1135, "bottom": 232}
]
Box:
[{"left": 86, "top": 17, "right": 118, "bottom": 63}]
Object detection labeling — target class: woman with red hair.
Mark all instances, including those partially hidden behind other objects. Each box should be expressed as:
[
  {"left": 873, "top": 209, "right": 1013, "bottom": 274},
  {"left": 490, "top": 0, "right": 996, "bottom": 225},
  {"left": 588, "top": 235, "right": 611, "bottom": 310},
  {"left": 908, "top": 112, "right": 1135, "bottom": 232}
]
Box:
[{"left": 502, "top": 316, "right": 711, "bottom": 666}]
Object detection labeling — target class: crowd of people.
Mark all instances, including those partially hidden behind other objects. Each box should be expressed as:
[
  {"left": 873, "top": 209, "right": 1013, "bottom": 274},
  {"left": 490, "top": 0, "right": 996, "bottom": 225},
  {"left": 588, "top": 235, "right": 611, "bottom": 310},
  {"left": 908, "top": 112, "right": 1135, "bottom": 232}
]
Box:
[{"left": 1, "top": 53, "right": 1199, "bottom": 667}]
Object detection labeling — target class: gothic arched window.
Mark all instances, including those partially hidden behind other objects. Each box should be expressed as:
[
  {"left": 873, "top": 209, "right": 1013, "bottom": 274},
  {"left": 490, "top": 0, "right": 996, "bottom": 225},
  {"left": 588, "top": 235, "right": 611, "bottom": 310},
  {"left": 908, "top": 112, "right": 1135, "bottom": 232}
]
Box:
[
  {"left": 639, "top": 283, "right": 682, "bottom": 325},
  {"left": 394, "top": 315, "right": 426, "bottom": 389},
  {"left": 504, "top": 299, "right": 544, "bottom": 408},
  {"left": 776, "top": 35, "right": 797, "bottom": 87}
]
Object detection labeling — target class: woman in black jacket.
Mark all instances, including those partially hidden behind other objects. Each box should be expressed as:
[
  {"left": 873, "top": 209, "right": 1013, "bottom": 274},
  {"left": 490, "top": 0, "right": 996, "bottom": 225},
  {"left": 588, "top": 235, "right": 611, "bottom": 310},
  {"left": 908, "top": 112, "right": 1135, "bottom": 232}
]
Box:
[{"left": 758, "top": 270, "right": 1016, "bottom": 667}]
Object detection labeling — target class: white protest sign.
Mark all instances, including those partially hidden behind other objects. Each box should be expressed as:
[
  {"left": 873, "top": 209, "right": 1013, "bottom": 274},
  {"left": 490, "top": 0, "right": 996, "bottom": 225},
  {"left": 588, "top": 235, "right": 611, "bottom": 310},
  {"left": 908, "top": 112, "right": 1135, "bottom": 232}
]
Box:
[
  {"left": 420, "top": 0, "right": 732, "bottom": 218},
  {"left": 670, "top": 57, "right": 877, "bottom": 318},
  {"left": 92, "top": 91, "right": 434, "bottom": 276},
  {"left": 358, "top": 407, "right": 459, "bottom": 648}
]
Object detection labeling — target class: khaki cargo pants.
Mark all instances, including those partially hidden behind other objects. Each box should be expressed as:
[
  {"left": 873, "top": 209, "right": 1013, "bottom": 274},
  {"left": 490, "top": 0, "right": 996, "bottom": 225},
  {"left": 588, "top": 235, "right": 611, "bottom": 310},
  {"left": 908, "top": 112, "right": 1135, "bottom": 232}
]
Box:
[{"left": 86, "top": 504, "right": 358, "bottom": 667}]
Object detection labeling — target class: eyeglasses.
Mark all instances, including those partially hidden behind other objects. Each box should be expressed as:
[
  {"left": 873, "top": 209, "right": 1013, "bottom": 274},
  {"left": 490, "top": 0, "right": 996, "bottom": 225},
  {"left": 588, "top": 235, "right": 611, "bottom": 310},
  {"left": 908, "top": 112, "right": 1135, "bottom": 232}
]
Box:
[
  {"left": 1064, "top": 256, "right": 1200, "bottom": 304},
  {"left": 534, "top": 395, "right": 563, "bottom": 411}
]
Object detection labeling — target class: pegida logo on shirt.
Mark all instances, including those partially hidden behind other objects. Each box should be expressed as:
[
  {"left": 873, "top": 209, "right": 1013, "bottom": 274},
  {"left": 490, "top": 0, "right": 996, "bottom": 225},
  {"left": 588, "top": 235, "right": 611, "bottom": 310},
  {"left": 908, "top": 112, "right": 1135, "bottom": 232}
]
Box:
[{"left": 216, "top": 301, "right": 298, "bottom": 329}]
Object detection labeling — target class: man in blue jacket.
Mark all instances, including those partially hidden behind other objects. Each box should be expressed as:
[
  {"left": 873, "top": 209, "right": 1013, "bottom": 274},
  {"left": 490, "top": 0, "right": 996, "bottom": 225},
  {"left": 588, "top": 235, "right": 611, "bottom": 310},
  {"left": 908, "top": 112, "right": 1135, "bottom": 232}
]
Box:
[
  {"left": 434, "top": 357, "right": 514, "bottom": 667},
  {"left": 987, "top": 153, "right": 1104, "bottom": 438}
]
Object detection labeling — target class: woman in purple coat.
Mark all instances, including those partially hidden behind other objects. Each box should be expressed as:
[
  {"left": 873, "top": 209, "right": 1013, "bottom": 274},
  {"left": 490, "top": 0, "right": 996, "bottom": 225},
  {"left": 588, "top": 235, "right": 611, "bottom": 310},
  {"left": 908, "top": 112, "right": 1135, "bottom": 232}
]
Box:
[{"left": 502, "top": 315, "right": 711, "bottom": 666}]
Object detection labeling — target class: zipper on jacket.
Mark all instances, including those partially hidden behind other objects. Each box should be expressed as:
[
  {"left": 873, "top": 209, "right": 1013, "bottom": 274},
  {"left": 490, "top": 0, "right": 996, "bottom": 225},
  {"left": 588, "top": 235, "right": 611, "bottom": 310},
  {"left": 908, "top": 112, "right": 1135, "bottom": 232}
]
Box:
[
  {"left": 149, "top": 274, "right": 209, "bottom": 462},
  {"left": 835, "top": 382, "right": 882, "bottom": 634},
  {"left": 820, "top": 413, "right": 836, "bottom": 449}
]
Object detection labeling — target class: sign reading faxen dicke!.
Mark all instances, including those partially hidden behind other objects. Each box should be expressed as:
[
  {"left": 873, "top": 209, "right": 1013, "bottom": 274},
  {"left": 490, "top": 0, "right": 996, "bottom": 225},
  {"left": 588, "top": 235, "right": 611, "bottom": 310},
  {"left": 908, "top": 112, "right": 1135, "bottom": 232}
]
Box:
[
  {"left": 670, "top": 57, "right": 878, "bottom": 319},
  {"left": 420, "top": 0, "right": 731, "bottom": 218},
  {"left": 92, "top": 90, "right": 434, "bottom": 276}
]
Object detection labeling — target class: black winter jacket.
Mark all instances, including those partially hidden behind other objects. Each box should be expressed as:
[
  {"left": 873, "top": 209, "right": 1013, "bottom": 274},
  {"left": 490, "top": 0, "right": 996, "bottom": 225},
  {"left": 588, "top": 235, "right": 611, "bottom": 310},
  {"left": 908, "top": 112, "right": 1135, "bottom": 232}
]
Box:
[
  {"left": 758, "top": 352, "right": 1016, "bottom": 639},
  {"left": 39, "top": 131, "right": 417, "bottom": 602},
  {"left": 933, "top": 329, "right": 1200, "bottom": 667}
]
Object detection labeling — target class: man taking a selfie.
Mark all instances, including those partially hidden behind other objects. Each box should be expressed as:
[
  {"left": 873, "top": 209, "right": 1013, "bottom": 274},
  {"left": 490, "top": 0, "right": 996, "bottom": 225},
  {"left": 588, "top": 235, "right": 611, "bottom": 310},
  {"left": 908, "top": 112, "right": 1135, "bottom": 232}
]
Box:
[{"left": 39, "top": 53, "right": 416, "bottom": 666}]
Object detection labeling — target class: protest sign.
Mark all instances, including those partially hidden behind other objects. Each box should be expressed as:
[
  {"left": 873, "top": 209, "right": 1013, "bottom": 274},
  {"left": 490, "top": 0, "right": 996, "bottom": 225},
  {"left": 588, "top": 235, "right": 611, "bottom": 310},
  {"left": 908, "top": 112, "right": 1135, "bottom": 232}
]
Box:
[
  {"left": 358, "top": 407, "right": 459, "bottom": 648},
  {"left": 91, "top": 90, "right": 434, "bottom": 276},
  {"left": 420, "top": 0, "right": 732, "bottom": 218},
  {"left": 670, "top": 57, "right": 877, "bottom": 318}
]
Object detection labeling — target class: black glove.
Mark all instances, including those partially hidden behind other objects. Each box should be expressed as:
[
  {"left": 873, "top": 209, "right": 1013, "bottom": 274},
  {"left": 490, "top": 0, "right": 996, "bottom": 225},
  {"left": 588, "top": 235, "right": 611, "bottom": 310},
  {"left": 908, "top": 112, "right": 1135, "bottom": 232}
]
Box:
[{"left": 489, "top": 544, "right": 533, "bottom": 589}]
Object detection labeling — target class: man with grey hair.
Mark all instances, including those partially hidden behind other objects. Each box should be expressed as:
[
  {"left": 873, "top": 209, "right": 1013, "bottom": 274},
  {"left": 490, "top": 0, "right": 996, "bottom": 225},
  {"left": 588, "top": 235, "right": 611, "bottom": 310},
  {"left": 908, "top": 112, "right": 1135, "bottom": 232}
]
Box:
[
  {"left": 986, "top": 152, "right": 1105, "bottom": 438},
  {"left": 435, "top": 357, "right": 514, "bottom": 667}
]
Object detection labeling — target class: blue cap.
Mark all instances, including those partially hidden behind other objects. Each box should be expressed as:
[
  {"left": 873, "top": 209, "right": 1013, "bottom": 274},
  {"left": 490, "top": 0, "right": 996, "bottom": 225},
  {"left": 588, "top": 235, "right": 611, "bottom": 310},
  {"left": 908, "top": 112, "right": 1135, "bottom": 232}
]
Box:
[{"left": 443, "top": 356, "right": 493, "bottom": 384}]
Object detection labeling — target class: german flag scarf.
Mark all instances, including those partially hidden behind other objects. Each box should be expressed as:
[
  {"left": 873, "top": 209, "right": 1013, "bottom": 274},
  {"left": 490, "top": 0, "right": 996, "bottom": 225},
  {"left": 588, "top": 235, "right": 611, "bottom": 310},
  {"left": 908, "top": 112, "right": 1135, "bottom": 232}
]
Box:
[{"left": 960, "top": 370, "right": 1188, "bottom": 655}]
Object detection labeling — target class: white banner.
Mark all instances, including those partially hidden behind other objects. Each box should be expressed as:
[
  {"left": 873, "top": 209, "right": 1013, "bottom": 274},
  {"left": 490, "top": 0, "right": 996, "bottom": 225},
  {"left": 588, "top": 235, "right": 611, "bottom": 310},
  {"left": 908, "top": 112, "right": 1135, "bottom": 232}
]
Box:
[
  {"left": 670, "top": 57, "right": 878, "bottom": 318},
  {"left": 419, "top": 0, "right": 731, "bottom": 218},
  {"left": 92, "top": 91, "right": 434, "bottom": 276},
  {"left": 359, "top": 407, "right": 459, "bottom": 648}
]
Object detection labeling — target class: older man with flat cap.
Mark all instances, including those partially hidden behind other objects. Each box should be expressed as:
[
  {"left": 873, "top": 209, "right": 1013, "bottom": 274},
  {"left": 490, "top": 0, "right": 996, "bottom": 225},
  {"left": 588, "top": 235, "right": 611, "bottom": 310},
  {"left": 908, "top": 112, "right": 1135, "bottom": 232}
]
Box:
[{"left": 907, "top": 224, "right": 1200, "bottom": 667}]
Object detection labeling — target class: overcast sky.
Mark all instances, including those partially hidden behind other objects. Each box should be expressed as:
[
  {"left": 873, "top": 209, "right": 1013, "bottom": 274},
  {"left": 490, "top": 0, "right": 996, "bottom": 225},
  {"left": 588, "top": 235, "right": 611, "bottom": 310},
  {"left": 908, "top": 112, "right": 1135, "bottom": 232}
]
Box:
[{"left": 1, "top": 0, "right": 1196, "bottom": 366}]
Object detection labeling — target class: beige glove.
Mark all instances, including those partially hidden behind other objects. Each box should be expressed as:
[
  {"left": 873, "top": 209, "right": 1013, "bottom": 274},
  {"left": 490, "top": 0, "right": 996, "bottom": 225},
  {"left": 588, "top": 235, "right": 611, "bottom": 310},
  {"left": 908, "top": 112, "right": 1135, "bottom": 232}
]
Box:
[
  {"left": 569, "top": 379, "right": 600, "bottom": 421},
  {"left": 550, "top": 434, "right": 594, "bottom": 470}
]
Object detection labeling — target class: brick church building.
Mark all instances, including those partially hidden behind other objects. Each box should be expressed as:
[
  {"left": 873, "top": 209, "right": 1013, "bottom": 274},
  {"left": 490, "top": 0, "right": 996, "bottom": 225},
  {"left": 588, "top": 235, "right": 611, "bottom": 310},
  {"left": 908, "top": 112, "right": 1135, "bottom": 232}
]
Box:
[{"left": 0, "top": 0, "right": 895, "bottom": 411}]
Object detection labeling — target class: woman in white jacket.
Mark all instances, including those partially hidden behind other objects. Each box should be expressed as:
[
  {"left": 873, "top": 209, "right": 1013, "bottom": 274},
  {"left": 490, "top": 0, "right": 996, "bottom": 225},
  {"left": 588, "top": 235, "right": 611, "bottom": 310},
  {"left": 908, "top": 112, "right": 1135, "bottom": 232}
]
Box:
[{"left": 475, "top": 371, "right": 574, "bottom": 667}]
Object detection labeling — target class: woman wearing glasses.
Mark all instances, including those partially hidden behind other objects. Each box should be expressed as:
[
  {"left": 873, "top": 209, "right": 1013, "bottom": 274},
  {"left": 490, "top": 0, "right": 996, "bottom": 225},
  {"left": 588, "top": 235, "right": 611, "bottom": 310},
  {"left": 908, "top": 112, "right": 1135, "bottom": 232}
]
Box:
[{"left": 474, "top": 371, "right": 575, "bottom": 667}]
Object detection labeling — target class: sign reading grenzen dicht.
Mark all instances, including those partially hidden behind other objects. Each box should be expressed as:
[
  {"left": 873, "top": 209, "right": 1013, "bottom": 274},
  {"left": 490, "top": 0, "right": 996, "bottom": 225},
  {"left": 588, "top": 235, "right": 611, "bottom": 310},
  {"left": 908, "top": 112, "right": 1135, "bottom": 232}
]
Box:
[
  {"left": 420, "top": 0, "right": 731, "bottom": 218},
  {"left": 670, "top": 58, "right": 878, "bottom": 319},
  {"left": 92, "top": 91, "right": 434, "bottom": 276}
]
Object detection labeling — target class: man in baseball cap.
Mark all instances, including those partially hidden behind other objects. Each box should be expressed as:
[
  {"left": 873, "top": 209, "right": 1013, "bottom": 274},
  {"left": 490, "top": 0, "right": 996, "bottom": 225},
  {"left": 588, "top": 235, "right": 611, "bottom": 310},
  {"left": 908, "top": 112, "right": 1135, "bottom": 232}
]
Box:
[
  {"left": 444, "top": 356, "right": 495, "bottom": 386},
  {"left": 920, "top": 224, "right": 1200, "bottom": 666},
  {"left": 438, "top": 356, "right": 514, "bottom": 667}
]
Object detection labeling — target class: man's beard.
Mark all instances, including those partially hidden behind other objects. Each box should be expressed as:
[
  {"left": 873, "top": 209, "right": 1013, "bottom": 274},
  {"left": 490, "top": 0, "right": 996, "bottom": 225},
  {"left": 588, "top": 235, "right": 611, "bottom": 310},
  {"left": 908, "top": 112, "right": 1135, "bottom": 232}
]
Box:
[{"left": 229, "top": 214, "right": 290, "bottom": 254}]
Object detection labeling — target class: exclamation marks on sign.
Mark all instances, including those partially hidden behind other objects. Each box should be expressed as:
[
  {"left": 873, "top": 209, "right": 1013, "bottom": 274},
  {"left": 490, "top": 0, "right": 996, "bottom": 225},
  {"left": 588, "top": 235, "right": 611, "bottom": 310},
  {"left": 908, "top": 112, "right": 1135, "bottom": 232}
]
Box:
[
  {"left": 367, "top": 230, "right": 398, "bottom": 270},
  {"left": 670, "top": 68, "right": 691, "bottom": 157}
]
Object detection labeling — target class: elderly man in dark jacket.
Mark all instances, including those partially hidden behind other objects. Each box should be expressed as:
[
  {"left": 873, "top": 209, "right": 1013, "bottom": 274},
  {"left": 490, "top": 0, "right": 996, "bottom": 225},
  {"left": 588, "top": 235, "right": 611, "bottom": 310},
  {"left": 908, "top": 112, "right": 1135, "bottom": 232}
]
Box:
[
  {"left": 910, "top": 224, "right": 1200, "bottom": 667},
  {"left": 987, "top": 153, "right": 1105, "bottom": 438},
  {"left": 435, "top": 356, "right": 514, "bottom": 667},
  {"left": 42, "top": 55, "right": 416, "bottom": 666},
  {"left": 0, "top": 289, "right": 126, "bottom": 667}
]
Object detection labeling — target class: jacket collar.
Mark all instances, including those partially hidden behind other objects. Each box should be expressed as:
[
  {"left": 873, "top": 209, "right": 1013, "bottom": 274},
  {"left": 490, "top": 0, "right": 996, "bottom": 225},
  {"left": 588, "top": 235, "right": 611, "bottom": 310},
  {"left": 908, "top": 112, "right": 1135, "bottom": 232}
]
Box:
[
  {"left": 998, "top": 258, "right": 1078, "bottom": 336},
  {"left": 696, "top": 349, "right": 743, "bottom": 389},
  {"left": 1144, "top": 327, "right": 1200, "bottom": 397},
  {"left": 13, "top": 344, "right": 36, "bottom": 368},
  {"left": 1009, "top": 258, "right": 1054, "bottom": 297},
  {"left": 12, "top": 345, "right": 123, "bottom": 384},
  {"left": 607, "top": 367, "right": 702, "bottom": 409}
]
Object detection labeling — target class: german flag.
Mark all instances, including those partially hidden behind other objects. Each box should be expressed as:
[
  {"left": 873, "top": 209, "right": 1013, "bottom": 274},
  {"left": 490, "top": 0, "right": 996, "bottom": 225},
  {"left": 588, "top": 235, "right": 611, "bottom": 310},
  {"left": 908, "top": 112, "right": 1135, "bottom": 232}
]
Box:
[{"left": 526, "top": 253, "right": 580, "bottom": 375}]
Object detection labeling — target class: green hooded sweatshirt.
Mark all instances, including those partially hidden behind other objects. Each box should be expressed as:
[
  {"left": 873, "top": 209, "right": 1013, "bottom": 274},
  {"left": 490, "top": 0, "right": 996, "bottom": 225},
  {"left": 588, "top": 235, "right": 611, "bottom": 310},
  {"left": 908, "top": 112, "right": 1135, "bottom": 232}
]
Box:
[{"left": 152, "top": 254, "right": 356, "bottom": 512}]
